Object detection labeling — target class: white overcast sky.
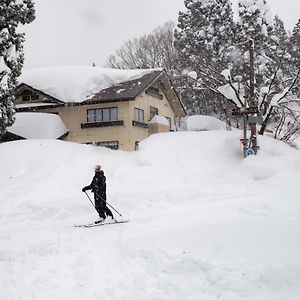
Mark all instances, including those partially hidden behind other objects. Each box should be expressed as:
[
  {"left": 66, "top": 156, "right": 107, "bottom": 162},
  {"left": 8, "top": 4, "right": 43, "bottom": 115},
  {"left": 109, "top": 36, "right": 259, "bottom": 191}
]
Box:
[{"left": 22, "top": 0, "right": 300, "bottom": 70}]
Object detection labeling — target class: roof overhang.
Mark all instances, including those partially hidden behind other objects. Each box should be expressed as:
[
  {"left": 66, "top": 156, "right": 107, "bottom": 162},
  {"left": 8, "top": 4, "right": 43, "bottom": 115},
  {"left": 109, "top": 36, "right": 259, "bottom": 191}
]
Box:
[{"left": 157, "top": 72, "right": 186, "bottom": 117}]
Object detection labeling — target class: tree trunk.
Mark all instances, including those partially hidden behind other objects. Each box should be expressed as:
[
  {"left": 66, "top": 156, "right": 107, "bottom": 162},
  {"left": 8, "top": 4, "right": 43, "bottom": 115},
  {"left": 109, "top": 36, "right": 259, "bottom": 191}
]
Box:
[{"left": 259, "top": 106, "right": 274, "bottom": 135}]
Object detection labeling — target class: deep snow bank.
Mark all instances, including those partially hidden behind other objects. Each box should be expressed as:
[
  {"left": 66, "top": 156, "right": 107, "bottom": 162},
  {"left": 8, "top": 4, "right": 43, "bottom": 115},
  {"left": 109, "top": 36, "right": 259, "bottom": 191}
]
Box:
[{"left": 0, "top": 131, "right": 300, "bottom": 300}]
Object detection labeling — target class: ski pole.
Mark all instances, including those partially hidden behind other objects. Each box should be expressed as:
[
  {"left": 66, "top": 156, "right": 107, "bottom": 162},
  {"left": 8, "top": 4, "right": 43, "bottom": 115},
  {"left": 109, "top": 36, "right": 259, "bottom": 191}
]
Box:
[
  {"left": 84, "top": 191, "right": 96, "bottom": 209},
  {"left": 95, "top": 191, "right": 123, "bottom": 217},
  {"left": 106, "top": 201, "right": 122, "bottom": 217}
]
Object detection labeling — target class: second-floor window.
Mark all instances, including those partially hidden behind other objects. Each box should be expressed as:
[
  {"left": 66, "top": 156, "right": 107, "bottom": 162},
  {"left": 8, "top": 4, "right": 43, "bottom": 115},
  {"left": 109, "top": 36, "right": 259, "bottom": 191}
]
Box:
[
  {"left": 87, "top": 107, "right": 118, "bottom": 123},
  {"left": 146, "top": 86, "right": 163, "bottom": 99},
  {"left": 134, "top": 108, "right": 144, "bottom": 123},
  {"left": 22, "top": 92, "right": 39, "bottom": 102},
  {"left": 150, "top": 106, "right": 158, "bottom": 120}
]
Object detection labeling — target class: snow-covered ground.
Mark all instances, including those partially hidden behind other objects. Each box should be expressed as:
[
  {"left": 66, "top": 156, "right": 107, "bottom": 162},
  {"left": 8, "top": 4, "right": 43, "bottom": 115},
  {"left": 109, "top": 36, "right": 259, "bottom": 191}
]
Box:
[{"left": 0, "top": 130, "right": 300, "bottom": 300}]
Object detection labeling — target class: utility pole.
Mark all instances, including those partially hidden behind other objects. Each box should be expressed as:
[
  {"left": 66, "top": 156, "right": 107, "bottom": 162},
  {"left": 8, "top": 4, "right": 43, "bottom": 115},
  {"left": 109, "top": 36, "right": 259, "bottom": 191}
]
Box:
[
  {"left": 243, "top": 106, "right": 247, "bottom": 158},
  {"left": 248, "top": 39, "right": 258, "bottom": 155},
  {"left": 232, "top": 39, "right": 260, "bottom": 157}
]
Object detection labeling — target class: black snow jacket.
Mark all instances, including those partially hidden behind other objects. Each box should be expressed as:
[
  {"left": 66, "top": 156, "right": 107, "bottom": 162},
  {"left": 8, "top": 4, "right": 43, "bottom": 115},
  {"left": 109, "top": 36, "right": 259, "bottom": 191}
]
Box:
[{"left": 84, "top": 171, "right": 106, "bottom": 200}]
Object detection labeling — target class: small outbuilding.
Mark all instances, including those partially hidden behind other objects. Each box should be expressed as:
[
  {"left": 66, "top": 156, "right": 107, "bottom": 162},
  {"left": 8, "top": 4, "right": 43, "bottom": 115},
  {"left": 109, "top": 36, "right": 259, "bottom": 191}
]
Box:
[{"left": 1, "top": 112, "right": 68, "bottom": 142}]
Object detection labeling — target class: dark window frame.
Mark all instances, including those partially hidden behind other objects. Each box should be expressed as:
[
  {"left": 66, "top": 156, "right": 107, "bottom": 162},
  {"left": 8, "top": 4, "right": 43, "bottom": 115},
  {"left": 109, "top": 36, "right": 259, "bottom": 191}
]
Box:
[
  {"left": 22, "top": 92, "right": 39, "bottom": 102},
  {"left": 150, "top": 106, "right": 158, "bottom": 120},
  {"left": 96, "top": 140, "right": 119, "bottom": 150},
  {"left": 134, "top": 107, "right": 144, "bottom": 123},
  {"left": 86, "top": 140, "right": 119, "bottom": 150},
  {"left": 146, "top": 86, "right": 163, "bottom": 100},
  {"left": 87, "top": 107, "right": 118, "bottom": 123}
]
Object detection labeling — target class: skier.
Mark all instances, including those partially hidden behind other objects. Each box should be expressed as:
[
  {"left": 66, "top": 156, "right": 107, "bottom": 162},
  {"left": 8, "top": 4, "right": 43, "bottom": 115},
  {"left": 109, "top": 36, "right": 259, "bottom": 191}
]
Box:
[{"left": 82, "top": 165, "right": 114, "bottom": 223}]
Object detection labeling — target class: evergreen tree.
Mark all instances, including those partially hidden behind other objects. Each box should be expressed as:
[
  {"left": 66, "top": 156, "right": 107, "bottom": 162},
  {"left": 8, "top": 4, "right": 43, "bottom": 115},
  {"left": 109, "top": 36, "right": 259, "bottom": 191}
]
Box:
[
  {"left": 237, "top": 0, "right": 273, "bottom": 48},
  {"left": 232, "top": 0, "right": 273, "bottom": 100},
  {"left": 269, "top": 16, "right": 289, "bottom": 58},
  {"left": 174, "top": 0, "right": 299, "bottom": 140},
  {"left": 174, "top": 0, "right": 235, "bottom": 119},
  {"left": 257, "top": 16, "right": 290, "bottom": 116},
  {"left": 0, "top": 0, "right": 35, "bottom": 135},
  {"left": 175, "top": 0, "right": 234, "bottom": 74},
  {"left": 290, "top": 19, "right": 300, "bottom": 67}
]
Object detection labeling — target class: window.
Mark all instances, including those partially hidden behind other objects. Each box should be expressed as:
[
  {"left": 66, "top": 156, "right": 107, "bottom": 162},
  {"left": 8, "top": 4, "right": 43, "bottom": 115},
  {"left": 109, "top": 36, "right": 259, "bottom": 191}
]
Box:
[
  {"left": 146, "top": 86, "right": 163, "bottom": 100},
  {"left": 86, "top": 141, "right": 119, "bottom": 150},
  {"left": 148, "top": 86, "right": 160, "bottom": 94},
  {"left": 150, "top": 106, "right": 158, "bottom": 120},
  {"left": 87, "top": 107, "right": 118, "bottom": 123},
  {"left": 135, "top": 141, "right": 139, "bottom": 151},
  {"left": 22, "top": 92, "right": 39, "bottom": 102},
  {"left": 97, "top": 141, "right": 119, "bottom": 150},
  {"left": 134, "top": 108, "right": 144, "bottom": 123}
]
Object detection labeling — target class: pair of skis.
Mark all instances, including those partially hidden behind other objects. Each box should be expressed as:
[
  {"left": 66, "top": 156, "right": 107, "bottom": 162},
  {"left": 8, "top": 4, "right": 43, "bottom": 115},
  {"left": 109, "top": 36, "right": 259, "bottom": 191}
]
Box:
[
  {"left": 77, "top": 191, "right": 128, "bottom": 228},
  {"left": 74, "top": 219, "right": 129, "bottom": 228}
]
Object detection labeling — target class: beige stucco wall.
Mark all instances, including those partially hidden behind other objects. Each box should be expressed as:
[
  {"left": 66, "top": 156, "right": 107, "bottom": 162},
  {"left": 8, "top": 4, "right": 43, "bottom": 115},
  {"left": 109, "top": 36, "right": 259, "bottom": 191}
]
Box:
[
  {"left": 59, "top": 102, "right": 131, "bottom": 148},
  {"left": 127, "top": 90, "right": 176, "bottom": 146}
]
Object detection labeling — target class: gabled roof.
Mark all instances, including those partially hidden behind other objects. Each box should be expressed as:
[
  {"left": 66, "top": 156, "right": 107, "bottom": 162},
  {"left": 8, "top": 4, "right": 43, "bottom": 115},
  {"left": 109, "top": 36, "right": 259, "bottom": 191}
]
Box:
[
  {"left": 16, "top": 66, "right": 186, "bottom": 116},
  {"left": 15, "top": 82, "right": 64, "bottom": 104},
  {"left": 83, "top": 71, "right": 162, "bottom": 103},
  {"left": 85, "top": 70, "right": 186, "bottom": 116},
  {"left": 18, "top": 66, "right": 162, "bottom": 103}
]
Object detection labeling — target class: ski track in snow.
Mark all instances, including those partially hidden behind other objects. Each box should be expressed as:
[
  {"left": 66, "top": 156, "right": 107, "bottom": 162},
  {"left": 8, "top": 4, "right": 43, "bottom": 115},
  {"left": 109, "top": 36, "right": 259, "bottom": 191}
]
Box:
[{"left": 1, "top": 131, "right": 300, "bottom": 299}]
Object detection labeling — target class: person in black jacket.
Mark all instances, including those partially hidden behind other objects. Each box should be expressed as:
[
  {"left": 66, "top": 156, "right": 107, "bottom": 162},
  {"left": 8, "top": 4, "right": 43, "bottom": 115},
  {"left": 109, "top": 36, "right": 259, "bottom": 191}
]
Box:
[{"left": 82, "top": 165, "right": 114, "bottom": 223}]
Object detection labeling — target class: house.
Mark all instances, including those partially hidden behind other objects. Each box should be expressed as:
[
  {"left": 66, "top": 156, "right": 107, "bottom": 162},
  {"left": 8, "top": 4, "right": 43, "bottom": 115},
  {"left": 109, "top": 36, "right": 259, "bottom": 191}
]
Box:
[{"left": 12, "top": 66, "right": 186, "bottom": 150}]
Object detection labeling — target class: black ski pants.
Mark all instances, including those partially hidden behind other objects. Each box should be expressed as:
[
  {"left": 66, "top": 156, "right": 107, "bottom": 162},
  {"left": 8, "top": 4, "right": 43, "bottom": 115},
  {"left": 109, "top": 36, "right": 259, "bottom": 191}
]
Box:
[{"left": 94, "top": 193, "right": 113, "bottom": 219}]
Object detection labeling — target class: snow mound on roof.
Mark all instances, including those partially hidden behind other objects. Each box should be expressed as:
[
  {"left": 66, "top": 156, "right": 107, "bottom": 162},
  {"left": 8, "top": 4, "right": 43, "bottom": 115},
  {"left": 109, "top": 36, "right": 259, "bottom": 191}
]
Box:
[
  {"left": 149, "top": 115, "right": 169, "bottom": 126},
  {"left": 19, "top": 66, "right": 161, "bottom": 103},
  {"left": 8, "top": 112, "right": 68, "bottom": 139},
  {"left": 187, "top": 115, "right": 226, "bottom": 131}
]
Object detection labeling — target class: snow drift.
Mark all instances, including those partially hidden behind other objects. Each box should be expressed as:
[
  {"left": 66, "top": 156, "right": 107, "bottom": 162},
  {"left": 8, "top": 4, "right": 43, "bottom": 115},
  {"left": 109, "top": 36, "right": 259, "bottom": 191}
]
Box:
[{"left": 0, "top": 130, "right": 300, "bottom": 300}]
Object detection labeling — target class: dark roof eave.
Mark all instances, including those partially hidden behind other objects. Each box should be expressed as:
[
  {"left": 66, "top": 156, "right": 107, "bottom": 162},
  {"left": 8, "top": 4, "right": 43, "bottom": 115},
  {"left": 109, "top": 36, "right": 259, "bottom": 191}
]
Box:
[
  {"left": 15, "top": 104, "right": 65, "bottom": 112},
  {"left": 81, "top": 97, "right": 135, "bottom": 105}
]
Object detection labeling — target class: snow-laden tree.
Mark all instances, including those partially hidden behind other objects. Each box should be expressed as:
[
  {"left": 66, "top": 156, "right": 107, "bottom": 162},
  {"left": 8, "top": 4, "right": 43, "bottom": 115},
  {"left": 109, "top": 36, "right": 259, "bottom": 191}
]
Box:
[
  {"left": 174, "top": 0, "right": 236, "bottom": 120},
  {"left": 229, "top": 0, "right": 273, "bottom": 98},
  {"left": 290, "top": 19, "right": 300, "bottom": 68},
  {"left": 264, "top": 18, "right": 300, "bottom": 140},
  {"left": 230, "top": 1, "right": 300, "bottom": 140},
  {"left": 0, "top": 0, "right": 35, "bottom": 135},
  {"left": 175, "top": 0, "right": 234, "bottom": 73},
  {"left": 173, "top": 0, "right": 300, "bottom": 140},
  {"left": 237, "top": 0, "right": 273, "bottom": 47}
]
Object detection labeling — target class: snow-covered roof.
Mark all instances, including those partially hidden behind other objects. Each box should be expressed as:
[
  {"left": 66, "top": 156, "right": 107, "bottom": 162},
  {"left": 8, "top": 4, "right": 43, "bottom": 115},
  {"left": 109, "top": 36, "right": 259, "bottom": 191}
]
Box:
[
  {"left": 18, "top": 66, "right": 162, "bottom": 103},
  {"left": 187, "top": 115, "right": 226, "bottom": 131},
  {"left": 7, "top": 113, "right": 68, "bottom": 139},
  {"left": 149, "top": 115, "right": 169, "bottom": 126}
]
